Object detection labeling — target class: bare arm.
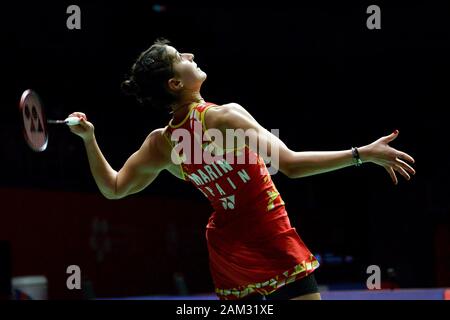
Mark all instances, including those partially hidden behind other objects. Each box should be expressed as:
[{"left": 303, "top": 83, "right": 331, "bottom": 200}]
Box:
[
  {"left": 283, "top": 134, "right": 416, "bottom": 181},
  {"left": 207, "top": 103, "right": 416, "bottom": 184},
  {"left": 68, "top": 112, "right": 169, "bottom": 199}
]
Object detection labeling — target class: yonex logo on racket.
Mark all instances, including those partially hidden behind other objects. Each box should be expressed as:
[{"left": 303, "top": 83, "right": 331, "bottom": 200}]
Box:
[{"left": 24, "top": 103, "right": 44, "bottom": 133}]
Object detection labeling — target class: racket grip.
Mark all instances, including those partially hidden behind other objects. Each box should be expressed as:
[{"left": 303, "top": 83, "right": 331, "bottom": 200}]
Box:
[{"left": 65, "top": 117, "right": 81, "bottom": 126}]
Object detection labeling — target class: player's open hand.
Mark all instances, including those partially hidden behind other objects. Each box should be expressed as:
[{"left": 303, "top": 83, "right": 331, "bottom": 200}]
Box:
[{"left": 363, "top": 130, "right": 416, "bottom": 185}]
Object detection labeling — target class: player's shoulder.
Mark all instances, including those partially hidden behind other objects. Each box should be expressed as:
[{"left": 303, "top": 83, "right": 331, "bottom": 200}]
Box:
[
  {"left": 147, "top": 127, "right": 166, "bottom": 141},
  {"left": 136, "top": 127, "right": 175, "bottom": 166},
  {"left": 206, "top": 102, "right": 251, "bottom": 127},
  {"left": 142, "top": 127, "right": 171, "bottom": 154},
  {"left": 205, "top": 102, "right": 247, "bottom": 119},
  {"left": 208, "top": 102, "right": 245, "bottom": 113}
]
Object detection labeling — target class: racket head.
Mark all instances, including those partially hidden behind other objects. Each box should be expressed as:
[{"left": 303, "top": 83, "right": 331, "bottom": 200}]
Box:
[{"left": 19, "top": 89, "right": 48, "bottom": 152}]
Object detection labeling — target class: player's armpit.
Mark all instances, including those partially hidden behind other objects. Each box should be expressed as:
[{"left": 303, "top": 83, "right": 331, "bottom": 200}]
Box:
[{"left": 112, "top": 129, "right": 169, "bottom": 199}]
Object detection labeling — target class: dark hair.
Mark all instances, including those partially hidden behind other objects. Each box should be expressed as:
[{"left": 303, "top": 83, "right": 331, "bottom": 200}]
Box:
[{"left": 121, "top": 38, "right": 178, "bottom": 111}]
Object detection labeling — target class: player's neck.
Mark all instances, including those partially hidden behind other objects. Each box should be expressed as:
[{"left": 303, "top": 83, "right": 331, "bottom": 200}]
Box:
[{"left": 170, "top": 91, "right": 205, "bottom": 120}]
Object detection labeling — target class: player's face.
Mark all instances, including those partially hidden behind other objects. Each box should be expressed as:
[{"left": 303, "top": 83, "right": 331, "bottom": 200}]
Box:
[{"left": 167, "top": 45, "right": 207, "bottom": 91}]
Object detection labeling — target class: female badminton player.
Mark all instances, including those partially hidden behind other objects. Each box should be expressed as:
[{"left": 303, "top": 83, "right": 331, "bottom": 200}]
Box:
[{"left": 68, "top": 38, "right": 416, "bottom": 300}]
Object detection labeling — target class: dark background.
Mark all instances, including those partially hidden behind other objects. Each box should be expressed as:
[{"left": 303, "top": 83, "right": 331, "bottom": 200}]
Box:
[{"left": 0, "top": 1, "right": 449, "bottom": 298}]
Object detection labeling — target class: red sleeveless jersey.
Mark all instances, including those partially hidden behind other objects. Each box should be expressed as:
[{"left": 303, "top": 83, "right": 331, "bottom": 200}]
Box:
[{"left": 164, "top": 101, "right": 319, "bottom": 300}]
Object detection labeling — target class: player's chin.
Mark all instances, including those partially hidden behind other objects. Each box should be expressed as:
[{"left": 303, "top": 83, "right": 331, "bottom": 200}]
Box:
[
  {"left": 196, "top": 67, "right": 205, "bottom": 75},
  {"left": 198, "top": 70, "right": 207, "bottom": 80}
]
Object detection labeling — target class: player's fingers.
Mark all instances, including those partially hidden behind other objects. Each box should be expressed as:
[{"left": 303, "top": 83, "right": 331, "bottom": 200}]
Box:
[
  {"left": 397, "top": 151, "right": 415, "bottom": 164},
  {"left": 395, "top": 158, "right": 416, "bottom": 175},
  {"left": 385, "top": 166, "right": 398, "bottom": 185},
  {"left": 78, "top": 117, "right": 89, "bottom": 128},
  {"left": 393, "top": 164, "right": 410, "bottom": 181},
  {"left": 69, "top": 112, "right": 87, "bottom": 120}
]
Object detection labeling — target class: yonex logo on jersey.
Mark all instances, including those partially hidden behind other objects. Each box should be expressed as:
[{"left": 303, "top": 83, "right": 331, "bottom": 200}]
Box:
[{"left": 219, "top": 195, "right": 235, "bottom": 210}]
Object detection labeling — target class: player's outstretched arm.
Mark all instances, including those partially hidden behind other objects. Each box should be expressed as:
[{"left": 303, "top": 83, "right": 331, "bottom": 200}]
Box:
[
  {"left": 68, "top": 112, "right": 169, "bottom": 199},
  {"left": 209, "top": 104, "right": 415, "bottom": 184}
]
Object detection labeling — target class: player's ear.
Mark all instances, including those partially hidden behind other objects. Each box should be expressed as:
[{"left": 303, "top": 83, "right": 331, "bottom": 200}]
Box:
[{"left": 168, "top": 78, "right": 183, "bottom": 92}]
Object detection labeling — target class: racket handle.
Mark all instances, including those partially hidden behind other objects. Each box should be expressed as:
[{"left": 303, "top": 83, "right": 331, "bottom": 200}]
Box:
[{"left": 65, "top": 117, "right": 81, "bottom": 126}]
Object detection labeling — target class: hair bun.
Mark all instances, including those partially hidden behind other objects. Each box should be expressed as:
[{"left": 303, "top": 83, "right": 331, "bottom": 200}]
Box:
[{"left": 121, "top": 78, "right": 140, "bottom": 96}]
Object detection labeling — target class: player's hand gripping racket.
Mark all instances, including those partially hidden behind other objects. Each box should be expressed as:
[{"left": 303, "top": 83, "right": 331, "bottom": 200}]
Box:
[{"left": 19, "top": 89, "right": 82, "bottom": 152}]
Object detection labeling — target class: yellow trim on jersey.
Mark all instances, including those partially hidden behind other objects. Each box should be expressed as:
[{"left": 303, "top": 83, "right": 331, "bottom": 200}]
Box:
[
  {"left": 215, "top": 255, "right": 320, "bottom": 300},
  {"left": 168, "top": 102, "right": 198, "bottom": 129}
]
